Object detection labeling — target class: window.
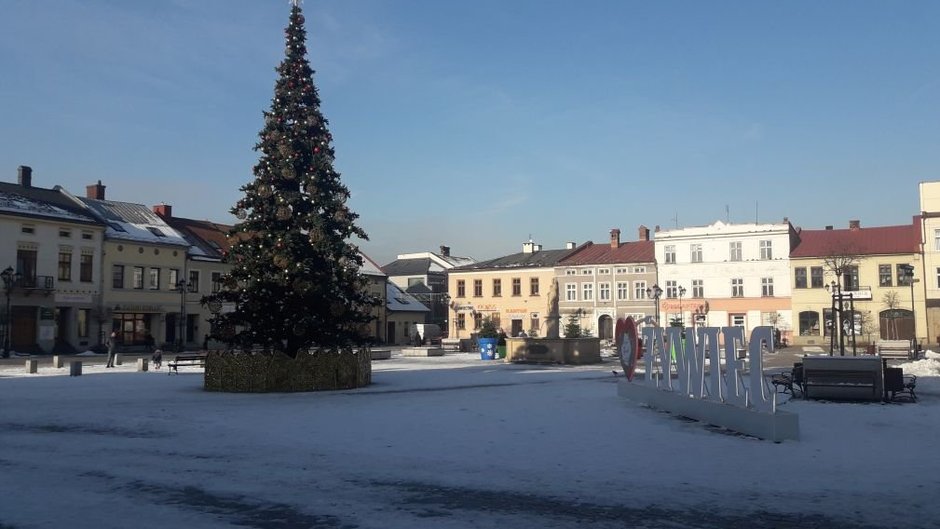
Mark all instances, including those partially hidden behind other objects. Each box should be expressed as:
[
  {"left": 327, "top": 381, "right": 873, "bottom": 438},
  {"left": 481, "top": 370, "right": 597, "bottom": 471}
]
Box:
[
  {"left": 132, "top": 267, "right": 144, "bottom": 289},
  {"left": 761, "top": 277, "right": 774, "bottom": 297},
  {"left": 690, "top": 244, "right": 703, "bottom": 263},
  {"left": 82, "top": 231, "right": 93, "bottom": 240},
  {"left": 16, "top": 249, "right": 37, "bottom": 283},
  {"left": 599, "top": 282, "right": 611, "bottom": 301},
  {"left": 665, "top": 280, "right": 677, "bottom": 299},
  {"left": 149, "top": 268, "right": 161, "bottom": 290},
  {"left": 580, "top": 269, "right": 593, "bottom": 275},
  {"left": 879, "top": 265, "right": 893, "bottom": 287},
  {"left": 617, "top": 282, "right": 629, "bottom": 300},
  {"left": 615, "top": 267, "right": 628, "bottom": 274},
  {"left": 78, "top": 308, "right": 90, "bottom": 339},
  {"left": 211, "top": 271, "right": 222, "bottom": 293},
  {"left": 147, "top": 227, "right": 166, "bottom": 237},
  {"left": 897, "top": 265, "right": 913, "bottom": 286},
  {"left": 565, "top": 269, "right": 577, "bottom": 275},
  {"left": 457, "top": 313, "right": 466, "bottom": 330},
  {"left": 844, "top": 266, "right": 859, "bottom": 290},
  {"left": 799, "top": 311, "right": 820, "bottom": 336},
  {"left": 759, "top": 240, "right": 773, "bottom": 260},
  {"left": 582, "top": 283, "right": 594, "bottom": 301},
  {"left": 731, "top": 278, "right": 744, "bottom": 297},
  {"left": 634, "top": 281, "right": 647, "bottom": 299},
  {"left": 597, "top": 268, "right": 610, "bottom": 275},
  {"left": 21, "top": 225, "right": 35, "bottom": 234},
  {"left": 474, "top": 313, "right": 483, "bottom": 330},
  {"left": 692, "top": 279, "right": 703, "bottom": 298},
  {"left": 58, "top": 251, "right": 72, "bottom": 281},
  {"left": 512, "top": 278, "right": 521, "bottom": 296},
  {"left": 823, "top": 309, "right": 834, "bottom": 337},
  {"left": 456, "top": 280, "right": 465, "bottom": 297},
  {"left": 188, "top": 270, "right": 200, "bottom": 292},
  {"left": 473, "top": 279, "right": 483, "bottom": 297},
  {"left": 664, "top": 245, "right": 676, "bottom": 264},
  {"left": 730, "top": 314, "right": 746, "bottom": 327},
  {"left": 937, "top": 267, "right": 940, "bottom": 289},
  {"left": 530, "top": 316, "right": 539, "bottom": 334},
  {"left": 530, "top": 277, "right": 539, "bottom": 296},
  {"left": 729, "top": 241, "right": 742, "bottom": 262},
  {"left": 112, "top": 265, "right": 124, "bottom": 289},
  {"left": 407, "top": 278, "right": 425, "bottom": 287},
  {"left": 492, "top": 279, "right": 502, "bottom": 297},
  {"left": 633, "top": 266, "right": 646, "bottom": 274},
  {"left": 935, "top": 229, "right": 940, "bottom": 251},
  {"left": 169, "top": 269, "right": 179, "bottom": 289},
  {"left": 59, "top": 229, "right": 71, "bottom": 238},
  {"left": 565, "top": 283, "right": 577, "bottom": 301},
  {"left": 810, "top": 267, "right": 824, "bottom": 288},
  {"left": 794, "top": 267, "right": 807, "bottom": 289},
  {"left": 80, "top": 254, "right": 93, "bottom": 282}
]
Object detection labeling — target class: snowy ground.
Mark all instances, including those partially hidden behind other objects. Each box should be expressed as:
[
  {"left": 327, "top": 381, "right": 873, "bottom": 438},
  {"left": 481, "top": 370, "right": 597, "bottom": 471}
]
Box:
[{"left": 1, "top": 351, "right": 939, "bottom": 529}]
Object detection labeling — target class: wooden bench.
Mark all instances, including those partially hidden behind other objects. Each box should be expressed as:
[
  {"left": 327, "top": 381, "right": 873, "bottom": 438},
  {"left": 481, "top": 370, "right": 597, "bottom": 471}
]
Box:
[
  {"left": 167, "top": 354, "right": 207, "bottom": 374},
  {"left": 876, "top": 340, "right": 913, "bottom": 361},
  {"left": 802, "top": 356, "right": 883, "bottom": 401}
]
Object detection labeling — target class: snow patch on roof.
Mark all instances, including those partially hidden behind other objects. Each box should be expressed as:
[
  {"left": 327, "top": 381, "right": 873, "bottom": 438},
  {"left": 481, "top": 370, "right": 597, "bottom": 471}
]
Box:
[
  {"left": 386, "top": 282, "right": 429, "bottom": 312},
  {"left": 0, "top": 191, "right": 93, "bottom": 222}
]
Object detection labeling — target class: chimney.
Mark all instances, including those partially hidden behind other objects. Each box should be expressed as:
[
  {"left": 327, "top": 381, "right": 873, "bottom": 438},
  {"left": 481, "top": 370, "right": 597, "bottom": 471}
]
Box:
[
  {"left": 17, "top": 165, "right": 32, "bottom": 188},
  {"left": 610, "top": 228, "right": 621, "bottom": 249},
  {"left": 86, "top": 180, "right": 106, "bottom": 200},
  {"left": 522, "top": 240, "right": 539, "bottom": 254},
  {"left": 849, "top": 219, "right": 860, "bottom": 230},
  {"left": 153, "top": 203, "right": 172, "bottom": 219},
  {"left": 439, "top": 245, "right": 450, "bottom": 257},
  {"left": 654, "top": 225, "right": 661, "bottom": 233},
  {"left": 638, "top": 225, "right": 650, "bottom": 241},
  {"left": 825, "top": 225, "right": 833, "bottom": 230},
  {"left": 565, "top": 241, "right": 576, "bottom": 250}
]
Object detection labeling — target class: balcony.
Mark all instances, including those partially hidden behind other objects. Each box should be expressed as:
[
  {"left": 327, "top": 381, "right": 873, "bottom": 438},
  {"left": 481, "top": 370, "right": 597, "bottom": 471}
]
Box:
[{"left": 16, "top": 275, "right": 55, "bottom": 295}]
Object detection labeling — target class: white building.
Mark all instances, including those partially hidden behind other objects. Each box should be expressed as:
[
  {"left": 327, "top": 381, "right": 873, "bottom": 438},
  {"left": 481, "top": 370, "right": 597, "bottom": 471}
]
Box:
[{"left": 653, "top": 220, "right": 797, "bottom": 342}]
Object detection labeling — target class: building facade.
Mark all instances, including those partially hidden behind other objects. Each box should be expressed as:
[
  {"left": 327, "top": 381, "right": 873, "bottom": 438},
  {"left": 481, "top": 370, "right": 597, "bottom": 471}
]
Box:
[
  {"left": 919, "top": 181, "right": 940, "bottom": 348},
  {"left": 447, "top": 241, "right": 575, "bottom": 339},
  {"left": 382, "top": 245, "right": 474, "bottom": 330},
  {"left": 385, "top": 282, "right": 430, "bottom": 345},
  {"left": 0, "top": 166, "right": 106, "bottom": 354},
  {"left": 654, "top": 220, "right": 797, "bottom": 342},
  {"left": 790, "top": 219, "right": 923, "bottom": 349},
  {"left": 555, "top": 227, "right": 657, "bottom": 339}
]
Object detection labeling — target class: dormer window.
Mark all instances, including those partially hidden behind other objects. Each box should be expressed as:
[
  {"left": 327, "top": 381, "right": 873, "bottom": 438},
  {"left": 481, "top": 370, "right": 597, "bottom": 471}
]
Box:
[{"left": 147, "top": 227, "right": 166, "bottom": 237}]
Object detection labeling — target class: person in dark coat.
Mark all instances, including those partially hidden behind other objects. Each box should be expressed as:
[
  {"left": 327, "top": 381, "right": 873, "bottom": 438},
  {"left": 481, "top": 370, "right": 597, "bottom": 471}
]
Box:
[
  {"left": 151, "top": 348, "right": 163, "bottom": 369},
  {"left": 145, "top": 332, "right": 156, "bottom": 354},
  {"left": 106, "top": 331, "right": 118, "bottom": 368}
]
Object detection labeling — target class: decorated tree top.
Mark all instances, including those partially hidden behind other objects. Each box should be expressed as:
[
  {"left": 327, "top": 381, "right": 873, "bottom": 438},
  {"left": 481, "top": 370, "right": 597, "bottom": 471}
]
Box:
[{"left": 205, "top": 2, "right": 377, "bottom": 357}]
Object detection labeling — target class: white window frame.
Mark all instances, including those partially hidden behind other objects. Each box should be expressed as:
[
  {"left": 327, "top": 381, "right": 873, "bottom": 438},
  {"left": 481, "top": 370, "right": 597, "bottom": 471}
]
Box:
[
  {"left": 634, "top": 281, "right": 647, "bottom": 299},
  {"left": 732, "top": 278, "right": 744, "bottom": 297},
  {"left": 690, "top": 244, "right": 703, "bottom": 263},
  {"left": 617, "top": 282, "right": 629, "bottom": 300},
  {"left": 581, "top": 269, "right": 594, "bottom": 275},
  {"left": 565, "top": 283, "right": 577, "bottom": 301},
  {"left": 582, "top": 283, "right": 594, "bottom": 301},
  {"left": 729, "top": 241, "right": 742, "bottom": 262},
  {"left": 762, "top": 277, "right": 774, "bottom": 297},
  {"left": 597, "top": 268, "right": 610, "bottom": 275},
  {"left": 615, "top": 267, "right": 628, "bottom": 274},
  {"left": 598, "top": 282, "right": 611, "bottom": 301},
  {"left": 664, "top": 245, "right": 676, "bottom": 264},
  {"left": 665, "top": 280, "right": 677, "bottom": 298},
  {"left": 632, "top": 266, "right": 646, "bottom": 273},
  {"left": 692, "top": 279, "right": 703, "bottom": 298},
  {"left": 759, "top": 240, "right": 773, "bottom": 260},
  {"left": 565, "top": 269, "right": 577, "bottom": 275}
]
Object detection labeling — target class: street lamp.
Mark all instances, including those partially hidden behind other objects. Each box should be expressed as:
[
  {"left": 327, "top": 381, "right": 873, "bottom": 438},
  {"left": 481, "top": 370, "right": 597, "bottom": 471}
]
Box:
[
  {"left": 646, "top": 284, "right": 663, "bottom": 326},
  {"left": 1, "top": 266, "right": 22, "bottom": 358},
  {"left": 677, "top": 286, "right": 687, "bottom": 326},
  {"left": 175, "top": 279, "right": 190, "bottom": 352},
  {"left": 899, "top": 264, "right": 918, "bottom": 353}
]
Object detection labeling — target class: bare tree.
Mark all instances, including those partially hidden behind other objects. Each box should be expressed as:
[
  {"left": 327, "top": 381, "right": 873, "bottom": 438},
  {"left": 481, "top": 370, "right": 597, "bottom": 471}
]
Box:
[
  {"left": 821, "top": 243, "right": 863, "bottom": 288},
  {"left": 882, "top": 291, "right": 901, "bottom": 340}
]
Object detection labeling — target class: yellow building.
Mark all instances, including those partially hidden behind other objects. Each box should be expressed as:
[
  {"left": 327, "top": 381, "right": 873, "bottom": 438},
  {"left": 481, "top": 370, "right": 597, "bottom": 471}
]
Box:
[
  {"left": 789, "top": 219, "right": 923, "bottom": 350},
  {"left": 918, "top": 181, "right": 940, "bottom": 347},
  {"left": 447, "top": 241, "right": 576, "bottom": 339}
]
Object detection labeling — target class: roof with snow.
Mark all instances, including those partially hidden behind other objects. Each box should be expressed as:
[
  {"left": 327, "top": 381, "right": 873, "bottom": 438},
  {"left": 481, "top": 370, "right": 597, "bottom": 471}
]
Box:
[
  {"left": 382, "top": 258, "right": 436, "bottom": 277},
  {"left": 790, "top": 220, "right": 919, "bottom": 258},
  {"left": 359, "top": 252, "right": 386, "bottom": 277},
  {"left": 79, "top": 198, "right": 190, "bottom": 247},
  {"left": 161, "top": 215, "right": 233, "bottom": 261},
  {"left": 0, "top": 183, "right": 102, "bottom": 226},
  {"left": 452, "top": 248, "right": 573, "bottom": 272},
  {"left": 559, "top": 240, "right": 655, "bottom": 266},
  {"left": 386, "top": 282, "right": 429, "bottom": 313}
]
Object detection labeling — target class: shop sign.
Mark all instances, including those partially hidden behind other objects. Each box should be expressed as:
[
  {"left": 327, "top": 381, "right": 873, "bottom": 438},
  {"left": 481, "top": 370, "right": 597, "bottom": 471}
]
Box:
[
  {"left": 39, "top": 307, "right": 55, "bottom": 320},
  {"left": 114, "top": 304, "right": 164, "bottom": 313},
  {"left": 54, "top": 293, "right": 93, "bottom": 304}
]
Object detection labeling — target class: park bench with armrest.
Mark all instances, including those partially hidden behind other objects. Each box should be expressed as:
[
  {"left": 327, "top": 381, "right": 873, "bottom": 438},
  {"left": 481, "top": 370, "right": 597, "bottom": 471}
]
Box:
[
  {"left": 167, "top": 354, "right": 207, "bottom": 374},
  {"left": 876, "top": 340, "right": 914, "bottom": 361},
  {"left": 771, "top": 362, "right": 804, "bottom": 397},
  {"left": 883, "top": 367, "right": 917, "bottom": 402},
  {"left": 802, "top": 356, "right": 883, "bottom": 401}
]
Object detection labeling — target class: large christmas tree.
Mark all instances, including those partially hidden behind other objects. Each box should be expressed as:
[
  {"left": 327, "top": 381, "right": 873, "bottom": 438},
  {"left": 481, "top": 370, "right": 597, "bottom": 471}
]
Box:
[{"left": 205, "top": 1, "right": 377, "bottom": 357}]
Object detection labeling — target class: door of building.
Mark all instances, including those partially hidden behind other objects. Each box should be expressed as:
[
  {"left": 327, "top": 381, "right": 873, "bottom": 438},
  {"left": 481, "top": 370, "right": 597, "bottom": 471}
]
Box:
[
  {"left": 511, "top": 319, "right": 523, "bottom": 337},
  {"left": 386, "top": 321, "right": 396, "bottom": 344},
  {"left": 12, "top": 305, "right": 37, "bottom": 349}
]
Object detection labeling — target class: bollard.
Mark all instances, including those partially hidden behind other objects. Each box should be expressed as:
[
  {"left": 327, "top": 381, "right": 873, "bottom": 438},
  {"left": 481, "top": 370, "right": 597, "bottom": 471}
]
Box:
[
  {"left": 52, "top": 355, "right": 64, "bottom": 368},
  {"left": 69, "top": 361, "right": 82, "bottom": 377},
  {"left": 136, "top": 358, "right": 148, "bottom": 372},
  {"left": 26, "top": 359, "right": 38, "bottom": 374},
  {"left": 115, "top": 354, "right": 123, "bottom": 366}
]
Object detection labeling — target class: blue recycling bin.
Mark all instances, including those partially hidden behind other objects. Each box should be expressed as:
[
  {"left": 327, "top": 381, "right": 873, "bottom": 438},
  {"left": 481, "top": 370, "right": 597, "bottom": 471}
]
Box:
[{"left": 478, "top": 338, "right": 498, "bottom": 360}]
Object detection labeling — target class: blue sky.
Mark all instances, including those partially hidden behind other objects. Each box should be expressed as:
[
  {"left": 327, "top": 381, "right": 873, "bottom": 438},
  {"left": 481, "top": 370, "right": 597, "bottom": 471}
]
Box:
[{"left": 2, "top": 1, "right": 938, "bottom": 265}]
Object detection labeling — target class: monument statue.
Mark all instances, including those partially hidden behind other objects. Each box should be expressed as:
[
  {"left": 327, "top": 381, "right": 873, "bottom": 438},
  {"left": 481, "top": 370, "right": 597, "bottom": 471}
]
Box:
[{"left": 545, "top": 278, "right": 560, "bottom": 338}]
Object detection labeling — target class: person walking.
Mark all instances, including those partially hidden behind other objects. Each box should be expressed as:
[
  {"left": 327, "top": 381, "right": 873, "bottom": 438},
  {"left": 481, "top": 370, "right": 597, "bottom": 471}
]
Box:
[{"left": 106, "top": 330, "right": 118, "bottom": 368}]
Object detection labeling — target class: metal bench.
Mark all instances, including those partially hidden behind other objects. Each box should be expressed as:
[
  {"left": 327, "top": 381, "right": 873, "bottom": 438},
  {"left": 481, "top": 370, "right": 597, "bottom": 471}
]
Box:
[
  {"left": 802, "top": 356, "right": 883, "bottom": 401},
  {"left": 167, "top": 354, "right": 207, "bottom": 375},
  {"left": 876, "top": 340, "right": 913, "bottom": 361},
  {"left": 770, "top": 363, "right": 804, "bottom": 397},
  {"left": 884, "top": 367, "right": 917, "bottom": 402}
]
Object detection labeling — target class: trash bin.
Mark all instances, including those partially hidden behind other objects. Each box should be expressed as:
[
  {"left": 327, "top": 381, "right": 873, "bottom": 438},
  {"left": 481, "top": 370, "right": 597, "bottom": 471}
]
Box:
[
  {"left": 496, "top": 345, "right": 507, "bottom": 359},
  {"left": 478, "top": 338, "right": 498, "bottom": 360}
]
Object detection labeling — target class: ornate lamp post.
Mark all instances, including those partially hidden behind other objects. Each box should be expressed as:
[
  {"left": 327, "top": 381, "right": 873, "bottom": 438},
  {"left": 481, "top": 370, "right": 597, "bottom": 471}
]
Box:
[
  {"left": 899, "top": 264, "right": 918, "bottom": 353},
  {"left": 646, "top": 284, "right": 663, "bottom": 326},
  {"left": 2, "top": 266, "right": 22, "bottom": 358},
  {"left": 175, "top": 278, "right": 190, "bottom": 352},
  {"left": 677, "top": 286, "right": 687, "bottom": 326}
]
